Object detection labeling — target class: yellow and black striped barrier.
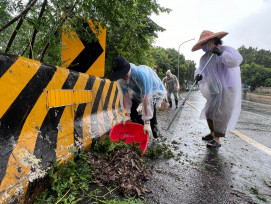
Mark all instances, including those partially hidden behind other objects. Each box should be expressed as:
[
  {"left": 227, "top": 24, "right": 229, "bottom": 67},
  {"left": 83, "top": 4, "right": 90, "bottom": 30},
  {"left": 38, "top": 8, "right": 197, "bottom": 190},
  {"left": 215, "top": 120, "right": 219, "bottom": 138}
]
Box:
[{"left": 0, "top": 52, "right": 122, "bottom": 203}]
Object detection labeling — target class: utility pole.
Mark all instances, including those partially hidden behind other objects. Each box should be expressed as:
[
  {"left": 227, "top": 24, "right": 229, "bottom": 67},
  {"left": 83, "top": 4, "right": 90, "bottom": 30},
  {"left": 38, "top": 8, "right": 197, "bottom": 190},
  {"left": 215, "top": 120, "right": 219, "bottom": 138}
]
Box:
[{"left": 177, "top": 38, "right": 195, "bottom": 81}]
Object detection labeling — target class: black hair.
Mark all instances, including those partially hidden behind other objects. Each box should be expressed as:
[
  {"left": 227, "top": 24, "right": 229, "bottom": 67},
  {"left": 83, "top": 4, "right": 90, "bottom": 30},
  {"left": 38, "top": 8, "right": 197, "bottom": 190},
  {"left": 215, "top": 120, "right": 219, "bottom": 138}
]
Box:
[{"left": 214, "top": 37, "right": 222, "bottom": 46}]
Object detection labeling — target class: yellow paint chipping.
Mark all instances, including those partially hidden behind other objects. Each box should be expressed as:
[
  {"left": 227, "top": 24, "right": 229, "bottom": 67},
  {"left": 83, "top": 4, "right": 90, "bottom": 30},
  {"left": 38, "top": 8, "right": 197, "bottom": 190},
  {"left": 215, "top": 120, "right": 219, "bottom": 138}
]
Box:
[
  {"left": 0, "top": 67, "right": 69, "bottom": 202},
  {"left": 82, "top": 79, "right": 101, "bottom": 150},
  {"left": 56, "top": 74, "right": 89, "bottom": 162},
  {"left": 109, "top": 83, "right": 117, "bottom": 127}
]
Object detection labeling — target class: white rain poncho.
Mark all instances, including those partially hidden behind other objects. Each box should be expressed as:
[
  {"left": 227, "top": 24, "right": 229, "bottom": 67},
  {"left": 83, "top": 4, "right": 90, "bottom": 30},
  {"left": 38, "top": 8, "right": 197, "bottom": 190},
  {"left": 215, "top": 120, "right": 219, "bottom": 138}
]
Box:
[
  {"left": 195, "top": 46, "right": 243, "bottom": 134},
  {"left": 117, "top": 64, "right": 166, "bottom": 121}
]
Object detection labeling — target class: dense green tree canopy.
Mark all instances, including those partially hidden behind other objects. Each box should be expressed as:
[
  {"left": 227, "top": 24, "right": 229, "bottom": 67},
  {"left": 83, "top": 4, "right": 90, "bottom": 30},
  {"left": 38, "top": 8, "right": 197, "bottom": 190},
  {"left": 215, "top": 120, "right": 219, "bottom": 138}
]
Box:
[
  {"left": 239, "top": 46, "right": 271, "bottom": 89},
  {"left": 148, "top": 46, "right": 196, "bottom": 88},
  {"left": 0, "top": 0, "right": 170, "bottom": 71},
  {"left": 241, "top": 63, "right": 271, "bottom": 90},
  {"left": 0, "top": 0, "right": 197, "bottom": 90},
  {"left": 238, "top": 45, "right": 271, "bottom": 68}
]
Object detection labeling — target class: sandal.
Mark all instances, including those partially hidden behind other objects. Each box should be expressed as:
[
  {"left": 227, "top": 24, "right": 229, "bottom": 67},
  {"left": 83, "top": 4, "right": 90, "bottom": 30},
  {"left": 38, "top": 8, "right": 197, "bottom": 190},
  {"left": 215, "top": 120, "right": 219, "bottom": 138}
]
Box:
[
  {"left": 207, "top": 140, "right": 221, "bottom": 148},
  {"left": 202, "top": 134, "right": 213, "bottom": 141}
]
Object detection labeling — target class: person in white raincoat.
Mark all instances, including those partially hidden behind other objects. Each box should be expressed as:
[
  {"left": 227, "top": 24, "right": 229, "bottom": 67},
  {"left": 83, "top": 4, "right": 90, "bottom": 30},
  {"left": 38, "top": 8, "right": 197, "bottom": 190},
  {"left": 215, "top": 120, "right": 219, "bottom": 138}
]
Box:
[
  {"left": 192, "top": 30, "right": 243, "bottom": 148},
  {"left": 109, "top": 56, "right": 166, "bottom": 138},
  {"left": 162, "top": 70, "right": 180, "bottom": 108}
]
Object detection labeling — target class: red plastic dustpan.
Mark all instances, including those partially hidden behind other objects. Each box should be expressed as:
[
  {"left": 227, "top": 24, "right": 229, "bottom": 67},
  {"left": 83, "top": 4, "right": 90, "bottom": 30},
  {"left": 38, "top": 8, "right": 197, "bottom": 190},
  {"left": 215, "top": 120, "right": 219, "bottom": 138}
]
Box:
[{"left": 109, "top": 122, "right": 149, "bottom": 155}]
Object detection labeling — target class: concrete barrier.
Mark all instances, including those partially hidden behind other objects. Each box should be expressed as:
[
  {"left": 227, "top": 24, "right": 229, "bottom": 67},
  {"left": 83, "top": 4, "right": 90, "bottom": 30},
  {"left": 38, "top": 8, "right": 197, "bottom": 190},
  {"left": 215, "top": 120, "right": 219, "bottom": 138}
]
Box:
[
  {"left": 0, "top": 52, "right": 122, "bottom": 203},
  {"left": 256, "top": 86, "right": 271, "bottom": 93}
]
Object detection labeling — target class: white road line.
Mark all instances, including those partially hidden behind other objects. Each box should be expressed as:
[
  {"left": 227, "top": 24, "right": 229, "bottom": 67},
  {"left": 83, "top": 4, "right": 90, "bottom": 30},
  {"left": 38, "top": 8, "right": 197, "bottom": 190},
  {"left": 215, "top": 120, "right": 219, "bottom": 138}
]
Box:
[
  {"left": 230, "top": 130, "right": 271, "bottom": 156},
  {"left": 185, "top": 98, "right": 271, "bottom": 156}
]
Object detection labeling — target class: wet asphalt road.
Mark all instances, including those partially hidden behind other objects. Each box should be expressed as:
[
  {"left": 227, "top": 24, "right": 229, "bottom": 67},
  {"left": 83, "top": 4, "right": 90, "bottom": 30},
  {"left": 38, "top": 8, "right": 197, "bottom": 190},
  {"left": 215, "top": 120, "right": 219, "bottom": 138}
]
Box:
[{"left": 144, "top": 91, "right": 271, "bottom": 204}]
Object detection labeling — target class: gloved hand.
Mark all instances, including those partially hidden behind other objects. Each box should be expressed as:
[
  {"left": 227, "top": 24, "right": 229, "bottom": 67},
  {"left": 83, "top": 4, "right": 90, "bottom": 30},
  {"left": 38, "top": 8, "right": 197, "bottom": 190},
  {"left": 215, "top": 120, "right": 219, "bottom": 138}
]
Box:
[
  {"left": 143, "top": 123, "right": 152, "bottom": 135},
  {"left": 195, "top": 74, "right": 203, "bottom": 82},
  {"left": 212, "top": 46, "right": 223, "bottom": 56},
  {"left": 123, "top": 115, "right": 130, "bottom": 126}
]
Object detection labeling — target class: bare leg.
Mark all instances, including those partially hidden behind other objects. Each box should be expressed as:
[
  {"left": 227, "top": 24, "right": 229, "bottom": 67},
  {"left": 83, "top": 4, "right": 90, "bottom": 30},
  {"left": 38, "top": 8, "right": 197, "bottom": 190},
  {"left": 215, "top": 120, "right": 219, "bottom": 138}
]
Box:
[
  {"left": 213, "top": 131, "right": 225, "bottom": 144},
  {"left": 206, "top": 119, "right": 214, "bottom": 137}
]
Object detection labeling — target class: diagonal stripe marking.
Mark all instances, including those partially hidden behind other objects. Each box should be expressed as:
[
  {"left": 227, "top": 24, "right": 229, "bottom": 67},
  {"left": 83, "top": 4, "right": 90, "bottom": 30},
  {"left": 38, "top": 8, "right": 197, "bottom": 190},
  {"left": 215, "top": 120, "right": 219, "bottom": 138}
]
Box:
[
  {"left": 91, "top": 79, "right": 106, "bottom": 136},
  {"left": 0, "top": 57, "right": 40, "bottom": 118},
  {"left": 0, "top": 66, "right": 67, "bottom": 200},
  {"left": 56, "top": 73, "right": 89, "bottom": 163},
  {"left": 105, "top": 82, "right": 116, "bottom": 128},
  {"left": 83, "top": 78, "right": 101, "bottom": 144},
  {"left": 74, "top": 75, "right": 95, "bottom": 149},
  {"left": 0, "top": 54, "right": 17, "bottom": 78},
  {"left": 97, "top": 79, "right": 111, "bottom": 134},
  {"left": 33, "top": 70, "right": 79, "bottom": 169}
]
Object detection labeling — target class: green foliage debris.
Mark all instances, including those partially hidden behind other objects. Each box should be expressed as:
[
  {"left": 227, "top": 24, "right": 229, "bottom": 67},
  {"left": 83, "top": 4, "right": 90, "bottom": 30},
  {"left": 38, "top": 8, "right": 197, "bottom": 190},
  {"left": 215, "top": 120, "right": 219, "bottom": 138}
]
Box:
[
  {"left": 145, "top": 139, "right": 174, "bottom": 160},
  {"left": 37, "top": 136, "right": 147, "bottom": 203}
]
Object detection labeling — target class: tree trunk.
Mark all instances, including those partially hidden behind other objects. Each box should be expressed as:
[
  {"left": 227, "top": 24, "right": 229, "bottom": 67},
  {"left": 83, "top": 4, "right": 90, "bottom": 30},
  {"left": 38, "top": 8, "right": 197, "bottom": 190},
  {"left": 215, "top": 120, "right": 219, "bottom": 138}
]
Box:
[
  {"left": 39, "top": 22, "right": 63, "bottom": 62},
  {"left": 4, "top": 0, "right": 33, "bottom": 53},
  {"left": 29, "top": 0, "right": 48, "bottom": 59},
  {"left": 0, "top": 0, "right": 38, "bottom": 32}
]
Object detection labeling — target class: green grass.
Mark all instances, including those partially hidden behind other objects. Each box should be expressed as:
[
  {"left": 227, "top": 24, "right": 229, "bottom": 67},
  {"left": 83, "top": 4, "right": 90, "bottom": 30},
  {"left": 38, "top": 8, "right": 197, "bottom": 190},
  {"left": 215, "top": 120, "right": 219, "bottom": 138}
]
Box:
[{"left": 36, "top": 137, "right": 145, "bottom": 204}]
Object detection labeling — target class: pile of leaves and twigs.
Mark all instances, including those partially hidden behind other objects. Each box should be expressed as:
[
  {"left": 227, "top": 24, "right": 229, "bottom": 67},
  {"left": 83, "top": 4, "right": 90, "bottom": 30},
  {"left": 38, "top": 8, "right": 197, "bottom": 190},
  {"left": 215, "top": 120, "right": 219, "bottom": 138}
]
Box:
[
  {"left": 37, "top": 136, "right": 151, "bottom": 203},
  {"left": 37, "top": 135, "right": 175, "bottom": 203},
  {"left": 88, "top": 136, "right": 152, "bottom": 197}
]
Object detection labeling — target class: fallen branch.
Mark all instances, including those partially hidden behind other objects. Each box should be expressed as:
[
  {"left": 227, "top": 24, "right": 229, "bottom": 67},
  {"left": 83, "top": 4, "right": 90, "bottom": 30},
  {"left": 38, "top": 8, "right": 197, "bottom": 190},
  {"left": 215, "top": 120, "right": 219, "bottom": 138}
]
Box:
[
  {"left": 5, "top": 0, "right": 32, "bottom": 53},
  {"left": 0, "top": 0, "right": 38, "bottom": 32},
  {"left": 29, "top": 0, "right": 48, "bottom": 59}
]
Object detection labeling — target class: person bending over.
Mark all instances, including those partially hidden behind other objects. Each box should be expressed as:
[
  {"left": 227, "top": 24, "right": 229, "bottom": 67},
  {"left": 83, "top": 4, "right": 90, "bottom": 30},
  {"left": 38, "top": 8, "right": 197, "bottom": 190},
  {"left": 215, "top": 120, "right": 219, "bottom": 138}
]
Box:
[{"left": 109, "top": 56, "right": 166, "bottom": 138}]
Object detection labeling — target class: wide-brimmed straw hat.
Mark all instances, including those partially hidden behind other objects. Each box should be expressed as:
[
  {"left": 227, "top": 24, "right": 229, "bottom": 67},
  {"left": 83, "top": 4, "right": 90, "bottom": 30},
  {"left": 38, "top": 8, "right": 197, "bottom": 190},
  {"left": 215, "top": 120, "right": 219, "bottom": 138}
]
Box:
[
  {"left": 109, "top": 56, "right": 131, "bottom": 81},
  {"left": 191, "top": 30, "right": 228, "bottom": 52}
]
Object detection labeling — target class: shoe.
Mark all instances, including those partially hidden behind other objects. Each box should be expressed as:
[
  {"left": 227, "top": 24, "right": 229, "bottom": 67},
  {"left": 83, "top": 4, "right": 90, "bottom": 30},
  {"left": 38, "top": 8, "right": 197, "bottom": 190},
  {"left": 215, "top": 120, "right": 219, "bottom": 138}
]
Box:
[
  {"left": 175, "top": 99, "right": 178, "bottom": 108},
  {"left": 168, "top": 101, "right": 172, "bottom": 108},
  {"left": 207, "top": 140, "right": 221, "bottom": 148},
  {"left": 202, "top": 134, "right": 213, "bottom": 141},
  {"left": 152, "top": 131, "right": 158, "bottom": 138}
]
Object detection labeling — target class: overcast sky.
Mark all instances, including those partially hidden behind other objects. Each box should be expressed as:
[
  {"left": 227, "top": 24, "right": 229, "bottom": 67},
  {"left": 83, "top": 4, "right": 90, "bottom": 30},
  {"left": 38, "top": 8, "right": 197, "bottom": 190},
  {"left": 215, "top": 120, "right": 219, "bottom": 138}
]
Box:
[{"left": 151, "top": 0, "right": 271, "bottom": 66}]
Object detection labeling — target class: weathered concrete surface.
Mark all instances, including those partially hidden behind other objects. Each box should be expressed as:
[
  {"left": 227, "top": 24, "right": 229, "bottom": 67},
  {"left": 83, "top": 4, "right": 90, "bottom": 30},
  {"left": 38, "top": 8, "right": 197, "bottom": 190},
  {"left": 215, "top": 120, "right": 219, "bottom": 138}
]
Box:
[
  {"left": 0, "top": 53, "right": 122, "bottom": 203},
  {"left": 145, "top": 91, "right": 271, "bottom": 204}
]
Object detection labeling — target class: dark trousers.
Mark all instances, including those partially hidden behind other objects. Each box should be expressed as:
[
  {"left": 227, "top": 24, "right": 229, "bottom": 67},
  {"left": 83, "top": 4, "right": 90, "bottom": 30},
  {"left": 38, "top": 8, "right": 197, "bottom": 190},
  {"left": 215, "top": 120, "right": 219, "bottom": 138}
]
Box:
[{"left": 130, "top": 99, "right": 158, "bottom": 137}]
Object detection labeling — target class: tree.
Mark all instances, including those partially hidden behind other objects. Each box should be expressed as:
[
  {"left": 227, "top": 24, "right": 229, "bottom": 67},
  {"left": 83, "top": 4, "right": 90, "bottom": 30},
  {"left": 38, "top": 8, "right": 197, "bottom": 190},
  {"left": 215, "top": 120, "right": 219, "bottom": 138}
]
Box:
[
  {"left": 0, "top": 0, "right": 170, "bottom": 71},
  {"left": 241, "top": 63, "right": 271, "bottom": 90},
  {"left": 238, "top": 45, "right": 271, "bottom": 89},
  {"left": 148, "top": 46, "right": 196, "bottom": 90},
  {"left": 238, "top": 45, "right": 271, "bottom": 68}
]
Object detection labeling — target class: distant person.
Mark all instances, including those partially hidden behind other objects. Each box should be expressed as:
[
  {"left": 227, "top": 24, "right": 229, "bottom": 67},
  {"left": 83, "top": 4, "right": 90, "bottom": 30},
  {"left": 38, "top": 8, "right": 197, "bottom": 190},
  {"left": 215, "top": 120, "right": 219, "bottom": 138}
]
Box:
[
  {"left": 192, "top": 30, "right": 243, "bottom": 148},
  {"left": 109, "top": 56, "right": 166, "bottom": 138},
  {"left": 243, "top": 84, "right": 249, "bottom": 93},
  {"left": 162, "top": 70, "right": 180, "bottom": 108}
]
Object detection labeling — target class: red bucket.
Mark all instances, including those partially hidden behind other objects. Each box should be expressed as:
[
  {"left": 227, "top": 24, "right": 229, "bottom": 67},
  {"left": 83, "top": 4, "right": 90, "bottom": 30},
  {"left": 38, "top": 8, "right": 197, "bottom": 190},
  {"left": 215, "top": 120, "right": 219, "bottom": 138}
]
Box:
[{"left": 109, "top": 122, "right": 149, "bottom": 155}]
